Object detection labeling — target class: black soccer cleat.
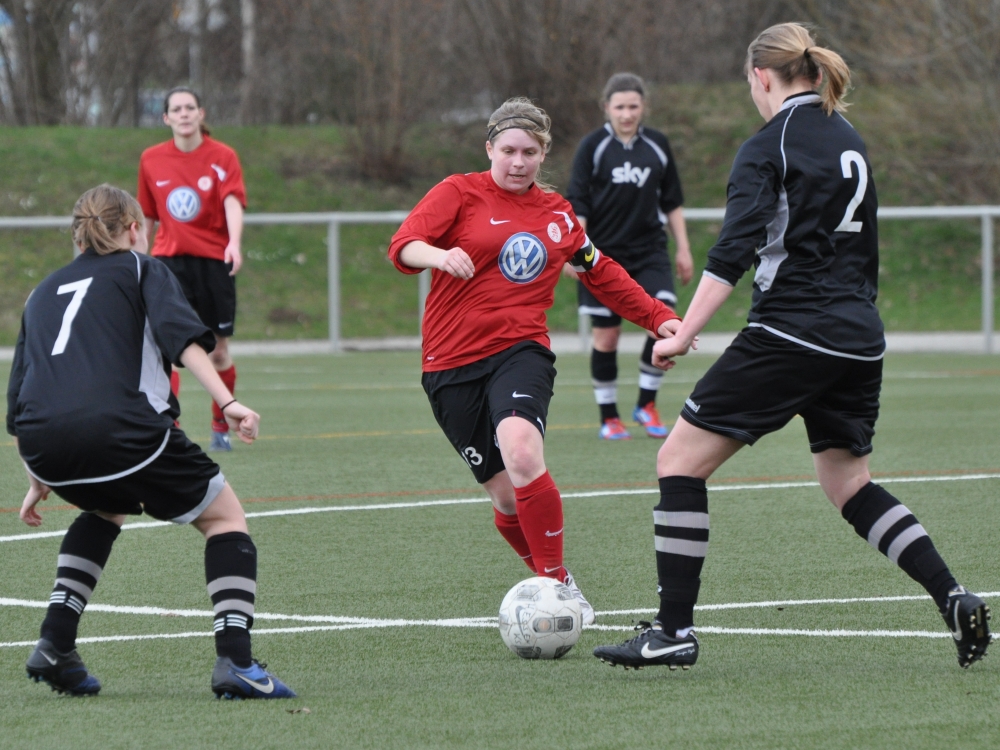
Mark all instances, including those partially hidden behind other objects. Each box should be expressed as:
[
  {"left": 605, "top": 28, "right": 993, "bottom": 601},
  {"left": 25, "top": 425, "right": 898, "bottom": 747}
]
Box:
[
  {"left": 26, "top": 639, "right": 101, "bottom": 696},
  {"left": 593, "top": 621, "right": 698, "bottom": 671},
  {"left": 943, "top": 586, "right": 992, "bottom": 668},
  {"left": 212, "top": 657, "right": 297, "bottom": 700}
]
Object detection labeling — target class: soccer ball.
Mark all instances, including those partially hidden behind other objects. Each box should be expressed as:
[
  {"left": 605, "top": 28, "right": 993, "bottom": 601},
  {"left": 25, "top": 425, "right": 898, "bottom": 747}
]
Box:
[{"left": 498, "top": 576, "right": 583, "bottom": 659}]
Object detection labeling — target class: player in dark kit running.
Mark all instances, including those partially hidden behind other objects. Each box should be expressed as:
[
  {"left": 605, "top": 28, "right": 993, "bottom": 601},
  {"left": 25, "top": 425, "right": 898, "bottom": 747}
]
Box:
[
  {"left": 593, "top": 23, "right": 990, "bottom": 671},
  {"left": 388, "top": 98, "right": 681, "bottom": 626},
  {"left": 9, "top": 185, "right": 295, "bottom": 699},
  {"left": 138, "top": 87, "right": 245, "bottom": 451},
  {"left": 566, "top": 73, "right": 693, "bottom": 440}
]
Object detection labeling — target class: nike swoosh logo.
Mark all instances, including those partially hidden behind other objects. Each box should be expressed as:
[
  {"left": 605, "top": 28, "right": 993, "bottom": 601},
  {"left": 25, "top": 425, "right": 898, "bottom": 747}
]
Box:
[
  {"left": 512, "top": 391, "right": 531, "bottom": 399},
  {"left": 543, "top": 566, "right": 562, "bottom": 573},
  {"left": 235, "top": 673, "right": 275, "bottom": 694},
  {"left": 156, "top": 180, "right": 170, "bottom": 186},
  {"left": 42, "top": 652, "right": 58, "bottom": 665},
  {"left": 544, "top": 528, "right": 563, "bottom": 537},
  {"left": 490, "top": 218, "right": 511, "bottom": 224},
  {"left": 583, "top": 243, "right": 595, "bottom": 263},
  {"left": 641, "top": 641, "right": 694, "bottom": 658}
]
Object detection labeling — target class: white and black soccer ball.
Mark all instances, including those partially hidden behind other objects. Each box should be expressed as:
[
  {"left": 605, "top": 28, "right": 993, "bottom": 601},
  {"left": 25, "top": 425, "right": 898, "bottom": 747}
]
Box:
[{"left": 498, "top": 576, "right": 583, "bottom": 659}]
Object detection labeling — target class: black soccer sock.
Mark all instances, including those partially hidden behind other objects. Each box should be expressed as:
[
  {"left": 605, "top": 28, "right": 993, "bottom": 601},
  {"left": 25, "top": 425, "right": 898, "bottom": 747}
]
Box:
[
  {"left": 205, "top": 531, "right": 257, "bottom": 668},
  {"left": 591, "top": 348, "right": 619, "bottom": 421},
  {"left": 637, "top": 335, "right": 662, "bottom": 407},
  {"left": 654, "top": 476, "right": 709, "bottom": 634},
  {"left": 40, "top": 513, "right": 121, "bottom": 652},
  {"left": 841, "top": 482, "right": 957, "bottom": 612}
]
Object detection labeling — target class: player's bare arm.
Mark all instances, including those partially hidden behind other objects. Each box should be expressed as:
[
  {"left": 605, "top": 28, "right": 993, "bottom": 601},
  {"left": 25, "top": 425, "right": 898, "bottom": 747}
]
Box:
[
  {"left": 14, "top": 437, "right": 51, "bottom": 527},
  {"left": 652, "top": 274, "right": 733, "bottom": 366},
  {"left": 142, "top": 215, "right": 157, "bottom": 253},
  {"left": 223, "top": 195, "right": 244, "bottom": 275},
  {"left": 179, "top": 342, "right": 259, "bottom": 443},
  {"left": 666, "top": 206, "right": 694, "bottom": 284},
  {"left": 399, "top": 240, "right": 475, "bottom": 279}
]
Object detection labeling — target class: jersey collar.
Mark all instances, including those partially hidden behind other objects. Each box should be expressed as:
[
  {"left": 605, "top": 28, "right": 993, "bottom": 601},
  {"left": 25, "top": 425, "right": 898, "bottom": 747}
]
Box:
[
  {"left": 603, "top": 122, "right": 643, "bottom": 149},
  {"left": 779, "top": 91, "right": 821, "bottom": 112}
]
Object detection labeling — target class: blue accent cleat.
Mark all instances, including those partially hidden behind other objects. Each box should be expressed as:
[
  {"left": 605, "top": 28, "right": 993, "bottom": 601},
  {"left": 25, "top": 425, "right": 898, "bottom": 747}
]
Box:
[
  {"left": 633, "top": 403, "right": 669, "bottom": 438},
  {"left": 598, "top": 417, "right": 631, "bottom": 440},
  {"left": 26, "top": 639, "right": 101, "bottom": 696},
  {"left": 209, "top": 431, "right": 233, "bottom": 452},
  {"left": 212, "top": 657, "right": 297, "bottom": 699}
]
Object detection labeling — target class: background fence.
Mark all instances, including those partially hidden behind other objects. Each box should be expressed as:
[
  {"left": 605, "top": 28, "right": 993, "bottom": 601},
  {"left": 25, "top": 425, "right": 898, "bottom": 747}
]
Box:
[{"left": 1, "top": 206, "right": 997, "bottom": 353}]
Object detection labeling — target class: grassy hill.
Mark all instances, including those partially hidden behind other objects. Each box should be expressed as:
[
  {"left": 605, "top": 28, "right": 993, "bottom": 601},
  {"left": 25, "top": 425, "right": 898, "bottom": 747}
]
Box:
[{"left": 0, "top": 83, "right": 992, "bottom": 345}]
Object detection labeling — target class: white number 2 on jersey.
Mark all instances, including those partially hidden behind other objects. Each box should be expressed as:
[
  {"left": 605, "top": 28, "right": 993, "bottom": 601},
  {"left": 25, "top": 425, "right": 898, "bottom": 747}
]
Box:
[
  {"left": 834, "top": 150, "right": 868, "bottom": 233},
  {"left": 51, "top": 277, "right": 93, "bottom": 356}
]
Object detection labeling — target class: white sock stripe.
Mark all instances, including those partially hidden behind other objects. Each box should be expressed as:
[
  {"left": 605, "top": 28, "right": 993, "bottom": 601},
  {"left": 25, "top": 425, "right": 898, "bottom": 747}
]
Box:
[
  {"left": 55, "top": 577, "right": 93, "bottom": 601},
  {"left": 49, "top": 591, "right": 67, "bottom": 605},
  {"left": 206, "top": 576, "right": 258, "bottom": 597},
  {"left": 593, "top": 385, "right": 617, "bottom": 405},
  {"left": 866, "top": 504, "right": 913, "bottom": 549},
  {"left": 212, "top": 599, "right": 255, "bottom": 616},
  {"left": 65, "top": 595, "right": 86, "bottom": 614},
  {"left": 654, "top": 536, "right": 708, "bottom": 558},
  {"left": 57, "top": 554, "right": 104, "bottom": 581},
  {"left": 887, "top": 524, "right": 929, "bottom": 564},
  {"left": 654, "top": 510, "right": 709, "bottom": 530},
  {"left": 638, "top": 372, "right": 663, "bottom": 391}
]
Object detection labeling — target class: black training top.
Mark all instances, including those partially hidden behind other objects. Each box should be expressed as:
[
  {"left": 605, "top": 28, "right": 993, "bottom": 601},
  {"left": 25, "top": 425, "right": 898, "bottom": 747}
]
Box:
[
  {"left": 566, "top": 123, "right": 684, "bottom": 260},
  {"left": 704, "top": 92, "right": 884, "bottom": 359},
  {"left": 6, "top": 249, "right": 214, "bottom": 484}
]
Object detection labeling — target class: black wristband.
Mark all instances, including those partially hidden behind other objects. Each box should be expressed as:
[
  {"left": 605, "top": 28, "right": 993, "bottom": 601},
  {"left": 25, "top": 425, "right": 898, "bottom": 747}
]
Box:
[{"left": 220, "top": 399, "right": 238, "bottom": 412}]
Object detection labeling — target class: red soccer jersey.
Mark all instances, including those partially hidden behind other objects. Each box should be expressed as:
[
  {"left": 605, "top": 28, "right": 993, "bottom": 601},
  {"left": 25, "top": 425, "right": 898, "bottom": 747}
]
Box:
[
  {"left": 388, "top": 171, "right": 678, "bottom": 372},
  {"left": 137, "top": 136, "right": 246, "bottom": 261}
]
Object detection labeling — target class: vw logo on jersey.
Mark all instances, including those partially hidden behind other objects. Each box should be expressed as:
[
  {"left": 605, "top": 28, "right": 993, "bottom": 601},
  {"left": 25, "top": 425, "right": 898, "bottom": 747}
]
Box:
[
  {"left": 166, "top": 187, "right": 202, "bottom": 223},
  {"left": 498, "top": 232, "right": 547, "bottom": 284}
]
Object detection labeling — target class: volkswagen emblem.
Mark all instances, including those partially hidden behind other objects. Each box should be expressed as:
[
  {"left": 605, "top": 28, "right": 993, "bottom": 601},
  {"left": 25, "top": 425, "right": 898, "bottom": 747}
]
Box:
[
  {"left": 498, "top": 232, "right": 547, "bottom": 284},
  {"left": 166, "top": 187, "right": 202, "bottom": 223}
]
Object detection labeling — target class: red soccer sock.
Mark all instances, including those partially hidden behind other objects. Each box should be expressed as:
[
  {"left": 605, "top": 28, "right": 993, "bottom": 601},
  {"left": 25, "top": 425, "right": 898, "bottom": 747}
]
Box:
[
  {"left": 211, "top": 364, "right": 237, "bottom": 433},
  {"left": 170, "top": 369, "right": 181, "bottom": 398},
  {"left": 493, "top": 508, "right": 536, "bottom": 573},
  {"left": 514, "top": 471, "right": 565, "bottom": 580}
]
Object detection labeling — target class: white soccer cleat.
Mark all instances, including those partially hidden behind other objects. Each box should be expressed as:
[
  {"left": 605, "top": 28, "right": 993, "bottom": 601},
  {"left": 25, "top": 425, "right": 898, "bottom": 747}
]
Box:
[{"left": 562, "top": 569, "right": 596, "bottom": 626}]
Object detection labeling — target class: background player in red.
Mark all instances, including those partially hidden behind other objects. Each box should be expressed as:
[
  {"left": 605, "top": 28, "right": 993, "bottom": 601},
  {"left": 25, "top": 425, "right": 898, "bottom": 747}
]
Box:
[
  {"left": 137, "top": 87, "right": 245, "bottom": 451},
  {"left": 388, "top": 97, "right": 682, "bottom": 626}
]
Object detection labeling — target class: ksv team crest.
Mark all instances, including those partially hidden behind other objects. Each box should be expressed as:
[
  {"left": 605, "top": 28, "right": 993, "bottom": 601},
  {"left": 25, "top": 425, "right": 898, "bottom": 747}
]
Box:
[
  {"left": 166, "top": 187, "right": 202, "bottom": 222},
  {"left": 498, "top": 232, "right": 547, "bottom": 284}
]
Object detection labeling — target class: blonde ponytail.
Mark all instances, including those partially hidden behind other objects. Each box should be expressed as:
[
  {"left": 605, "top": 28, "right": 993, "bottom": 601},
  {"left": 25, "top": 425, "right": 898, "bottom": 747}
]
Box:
[
  {"left": 72, "top": 184, "right": 144, "bottom": 255},
  {"left": 745, "top": 22, "right": 852, "bottom": 115}
]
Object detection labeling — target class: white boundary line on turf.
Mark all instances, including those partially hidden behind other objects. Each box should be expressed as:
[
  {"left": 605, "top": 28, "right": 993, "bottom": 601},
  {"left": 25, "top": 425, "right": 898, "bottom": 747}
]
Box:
[
  {"left": 2, "top": 472, "right": 999, "bottom": 545},
  {"left": 3, "top": 591, "right": 998, "bottom": 649}
]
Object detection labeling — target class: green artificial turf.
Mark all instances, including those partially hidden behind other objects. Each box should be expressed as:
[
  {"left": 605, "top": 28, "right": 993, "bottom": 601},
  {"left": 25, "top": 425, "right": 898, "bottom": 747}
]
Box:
[{"left": 1, "top": 351, "right": 999, "bottom": 748}]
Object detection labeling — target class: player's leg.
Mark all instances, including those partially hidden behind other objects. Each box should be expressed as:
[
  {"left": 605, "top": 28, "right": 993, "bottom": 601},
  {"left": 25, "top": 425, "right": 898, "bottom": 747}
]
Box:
[
  {"left": 806, "top": 355, "right": 991, "bottom": 668},
  {"left": 632, "top": 258, "right": 677, "bottom": 438},
  {"left": 483, "top": 471, "right": 536, "bottom": 573},
  {"left": 579, "top": 280, "right": 630, "bottom": 439},
  {"left": 26, "top": 508, "right": 126, "bottom": 695}
]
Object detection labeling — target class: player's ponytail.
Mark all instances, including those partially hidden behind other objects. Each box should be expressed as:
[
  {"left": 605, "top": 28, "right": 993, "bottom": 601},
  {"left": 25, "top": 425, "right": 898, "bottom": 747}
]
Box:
[
  {"left": 486, "top": 97, "right": 554, "bottom": 191},
  {"left": 72, "top": 184, "right": 145, "bottom": 255},
  {"left": 745, "top": 22, "right": 852, "bottom": 115}
]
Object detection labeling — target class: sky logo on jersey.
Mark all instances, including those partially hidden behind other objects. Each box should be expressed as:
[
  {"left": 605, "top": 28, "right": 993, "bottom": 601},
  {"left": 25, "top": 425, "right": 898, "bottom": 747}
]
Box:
[
  {"left": 498, "top": 232, "right": 547, "bottom": 284},
  {"left": 611, "top": 161, "right": 651, "bottom": 188},
  {"left": 166, "top": 187, "right": 201, "bottom": 222}
]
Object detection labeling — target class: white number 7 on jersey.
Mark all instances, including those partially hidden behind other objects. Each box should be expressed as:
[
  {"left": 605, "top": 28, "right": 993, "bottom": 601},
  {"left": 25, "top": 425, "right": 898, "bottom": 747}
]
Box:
[
  {"left": 51, "top": 277, "right": 93, "bottom": 356},
  {"left": 834, "top": 150, "right": 868, "bottom": 233}
]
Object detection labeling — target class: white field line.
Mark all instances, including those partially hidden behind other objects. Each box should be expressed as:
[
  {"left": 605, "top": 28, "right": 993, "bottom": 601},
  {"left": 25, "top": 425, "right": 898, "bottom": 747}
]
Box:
[
  {"left": 3, "top": 591, "right": 998, "bottom": 649},
  {"left": 3, "top": 472, "right": 999, "bottom": 545}
]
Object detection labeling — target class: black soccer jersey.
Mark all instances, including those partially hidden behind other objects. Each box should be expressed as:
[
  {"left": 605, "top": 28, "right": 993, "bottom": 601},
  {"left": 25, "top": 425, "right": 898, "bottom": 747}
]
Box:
[
  {"left": 704, "top": 92, "right": 884, "bottom": 359},
  {"left": 6, "top": 249, "right": 215, "bottom": 484},
  {"left": 566, "top": 124, "right": 684, "bottom": 259}
]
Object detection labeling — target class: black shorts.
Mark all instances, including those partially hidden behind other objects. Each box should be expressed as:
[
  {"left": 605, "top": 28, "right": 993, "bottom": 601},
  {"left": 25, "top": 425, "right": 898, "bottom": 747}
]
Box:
[
  {"left": 159, "top": 255, "right": 237, "bottom": 338},
  {"left": 421, "top": 342, "right": 557, "bottom": 484},
  {"left": 578, "top": 247, "right": 675, "bottom": 328},
  {"left": 49, "top": 428, "right": 226, "bottom": 523},
  {"left": 680, "top": 327, "right": 882, "bottom": 456}
]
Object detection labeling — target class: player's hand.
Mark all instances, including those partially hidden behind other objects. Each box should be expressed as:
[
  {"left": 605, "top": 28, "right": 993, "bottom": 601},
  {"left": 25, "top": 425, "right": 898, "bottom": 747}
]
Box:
[
  {"left": 20, "top": 477, "right": 51, "bottom": 527},
  {"left": 221, "top": 401, "right": 260, "bottom": 444},
  {"left": 655, "top": 318, "right": 682, "bottom": 339},
  {"left": 437, "top": 247, "right": 475, "bottom": 279},
  {"left": 561, "top": 262, "right": 579, "bottom": 280},
  {"left": 676, "top": 245, "right": 694, "bottom": 285},
  {"left": 225, "top": 243, "right": 243, "bottom": 275},
  {"left": 652, "top": 334, "right": 697, "bottom": 369}
]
